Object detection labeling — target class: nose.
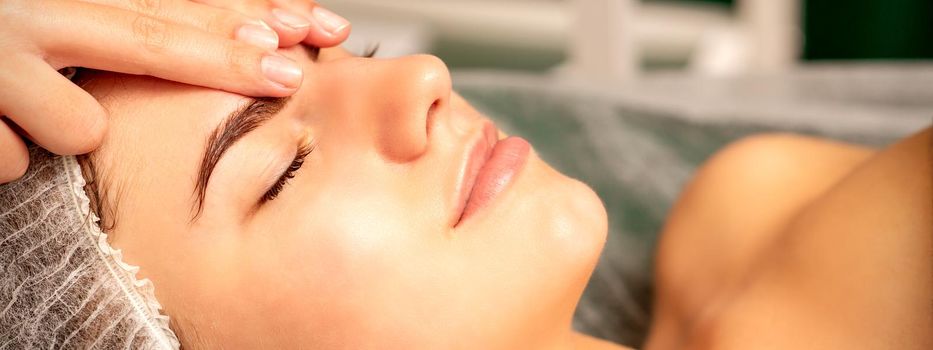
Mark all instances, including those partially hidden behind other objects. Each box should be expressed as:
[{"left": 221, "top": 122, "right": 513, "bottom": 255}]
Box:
[
  {"left": 356, "top": 54, "right": 451, "bottom": 162},
  {"left": 373, "top": 55, "right": 450, "bottom": 162}
]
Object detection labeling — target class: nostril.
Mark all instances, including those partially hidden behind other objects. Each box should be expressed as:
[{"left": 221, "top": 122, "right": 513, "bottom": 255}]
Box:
[{"left": 426, "top": 99, "right": 441, "bottom": 136}]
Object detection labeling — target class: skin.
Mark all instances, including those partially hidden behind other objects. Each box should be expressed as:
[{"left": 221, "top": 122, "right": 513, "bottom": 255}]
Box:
[
  {"left": 648, "top": 131, "right": 932, "bottom": 349},
  {"left": 81, "top": 45, "right": 618, "bottom": 349}
]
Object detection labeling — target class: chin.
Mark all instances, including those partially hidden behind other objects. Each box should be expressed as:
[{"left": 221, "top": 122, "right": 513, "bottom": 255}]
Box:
[
  {"left": 528, "top": 152, "right": 609, "bottom": 265},
  {"left": 565, "top": 177, "right": 609, "bottom": 241},
  {"left": 560, "top": 176, "right": 609, "bottom": 262}
]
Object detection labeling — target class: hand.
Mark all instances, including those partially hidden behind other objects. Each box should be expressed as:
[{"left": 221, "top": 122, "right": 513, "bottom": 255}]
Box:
[
  {"left": 0, "top": 0, "right": 351, "bottom": 183},
  {"left": 192, "top": 0, "right": 351, "bottom": 48}
]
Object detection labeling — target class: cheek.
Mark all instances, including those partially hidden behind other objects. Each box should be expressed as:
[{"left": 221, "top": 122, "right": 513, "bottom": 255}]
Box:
[
  {"left": 264, "top": 152, "right": 442, "bottom": 293},
  {"left": 300, "top": 200, "right": 418, "bottom": 279},
  {"left": 255, "top": 199, "right": 450, "bottom": 346},
  {"left": 267, "top": 184, "right": 436, "bottom": 303}
]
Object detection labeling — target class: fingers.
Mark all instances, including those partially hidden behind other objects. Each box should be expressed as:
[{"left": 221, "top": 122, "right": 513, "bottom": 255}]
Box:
[
  {"left": 194, "top": 0, "right": 350, "bottom": 48},
  {"left": 192, "top": 0, "right": 310, "bottom": 46},
  {"left": 80, "top": 0, "right": 280, "bottom": 51},
  {"left": 0, "top": 55, "right": 107, "bottom": 157},
  {"left": 257, "top": 5, "right": 315, "bottom": 47},
  {"left": 0, "top": 119, "right": 29, "bottom": 184},
  {"left": 293, "top": 3, "right": 351, "bottom": 48},
  {"left": 268, "top": 0, "right": 351, "bottom": 47},
  {"left": 27, "top": 0, "right": 303, "bottom": 96},
  {"left": 270, "top": 0, "right": 351, "bottom": 47}
]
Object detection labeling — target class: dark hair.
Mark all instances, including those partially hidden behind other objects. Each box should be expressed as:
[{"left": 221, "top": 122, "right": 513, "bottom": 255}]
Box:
[{"left": 76, "top": 154, "right": 114, "bottom": 231}]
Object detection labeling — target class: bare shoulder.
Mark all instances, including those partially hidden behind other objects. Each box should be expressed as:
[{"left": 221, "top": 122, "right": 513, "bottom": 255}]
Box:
[{"left": 694, "top": 128, "right": 932, "bottom": 349}]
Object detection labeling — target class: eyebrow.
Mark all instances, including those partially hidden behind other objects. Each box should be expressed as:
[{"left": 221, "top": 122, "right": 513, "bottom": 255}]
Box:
[{"left": 191, "top": 97, "right": 291, "bottom": 219}]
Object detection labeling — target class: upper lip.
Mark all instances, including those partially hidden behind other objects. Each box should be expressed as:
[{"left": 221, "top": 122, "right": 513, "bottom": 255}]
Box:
[{"left": 451, "top": 121, "right": 499, "bottom": 226}]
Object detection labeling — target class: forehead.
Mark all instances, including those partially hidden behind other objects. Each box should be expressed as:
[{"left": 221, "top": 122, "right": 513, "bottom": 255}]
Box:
[
  {"left": 82, "top": 71, "right": 244, "bottom": 167},
  {"left": 81, "top": 44, "right": 350, "bottom": 156}
]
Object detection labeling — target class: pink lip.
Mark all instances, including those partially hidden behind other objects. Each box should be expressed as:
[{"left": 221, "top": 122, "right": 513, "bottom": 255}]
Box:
[{"left": 452, "top": 123, "right": 530, "bottom": 226}]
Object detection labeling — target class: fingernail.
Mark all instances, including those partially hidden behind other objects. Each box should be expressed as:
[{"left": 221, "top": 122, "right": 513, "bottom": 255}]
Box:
[
  {"left": 311, "top": 7, "right": 349, "bottom": 34},
  {"left": 236, "top": 24, "right": 279, "bottom": 51},
  {"left": 256, "top": 19, "right": 273, "bottom": 31},
  {"left": 261, "top": 54, "right": 303, "bottom": 89},
  {"left": 272, "top": 8, "right": 312, "bottom": 29}
]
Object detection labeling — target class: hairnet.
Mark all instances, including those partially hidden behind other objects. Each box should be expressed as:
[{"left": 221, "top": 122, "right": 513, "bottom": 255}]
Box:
[{"left": 0, "top": 147, "right": 179, "bottom": 349}]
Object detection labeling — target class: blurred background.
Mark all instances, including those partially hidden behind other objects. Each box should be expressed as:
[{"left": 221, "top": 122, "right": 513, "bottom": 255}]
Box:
[
  {"left": 319, "top": 0, "right": 932, "bottom": 348},
  {"left": 320, "top": 0, "right": 933, "bottom": 73}
]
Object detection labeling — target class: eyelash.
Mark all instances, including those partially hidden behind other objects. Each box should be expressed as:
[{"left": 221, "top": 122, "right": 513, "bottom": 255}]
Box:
[
  {"left": 362, "top": 43, "right": 380, "bottom": 58},
  {"left": 261, "top": 144, "right": 313, "bottom": 203}
]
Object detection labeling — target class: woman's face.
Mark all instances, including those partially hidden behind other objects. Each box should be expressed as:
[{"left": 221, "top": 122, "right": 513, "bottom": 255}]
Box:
[{"left": 84, "top": 46, "right": 607, "bottom": 349}]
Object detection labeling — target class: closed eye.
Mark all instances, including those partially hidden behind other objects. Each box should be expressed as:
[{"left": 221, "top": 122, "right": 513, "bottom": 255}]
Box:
[{"left": 261, "top": 143, "right": 314, "bottom": 203}]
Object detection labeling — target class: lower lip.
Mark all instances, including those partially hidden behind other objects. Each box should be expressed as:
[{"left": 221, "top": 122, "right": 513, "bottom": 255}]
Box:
[{"left": 457, "top": 136, "right": 531, "bottom": 225}]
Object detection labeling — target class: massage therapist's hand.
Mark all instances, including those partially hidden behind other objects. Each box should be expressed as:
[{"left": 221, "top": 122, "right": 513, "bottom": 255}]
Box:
[
  {"left": 0, "top": 0, "right": 351, "bottom": 184},
  {"left": 192, "top": 0, "right": 351, "bottom": 48}
]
